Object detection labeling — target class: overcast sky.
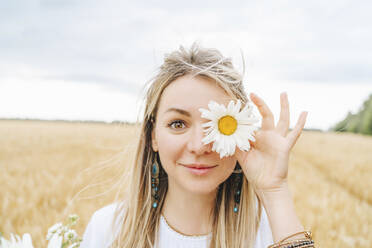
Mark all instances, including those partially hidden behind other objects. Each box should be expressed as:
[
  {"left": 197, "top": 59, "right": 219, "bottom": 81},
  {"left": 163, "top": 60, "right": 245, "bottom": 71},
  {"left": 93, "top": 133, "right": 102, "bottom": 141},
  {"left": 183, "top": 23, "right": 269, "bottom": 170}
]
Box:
[{"left": 1, "top": 0, "right": 371, "bottom": 131}]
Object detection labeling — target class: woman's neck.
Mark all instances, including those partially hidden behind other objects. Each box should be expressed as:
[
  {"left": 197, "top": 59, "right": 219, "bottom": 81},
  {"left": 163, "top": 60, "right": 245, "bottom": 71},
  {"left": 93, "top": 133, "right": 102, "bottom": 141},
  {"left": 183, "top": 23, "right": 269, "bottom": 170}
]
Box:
[{"left": 161, "top": 181, "right": 217, "bottom": 236}]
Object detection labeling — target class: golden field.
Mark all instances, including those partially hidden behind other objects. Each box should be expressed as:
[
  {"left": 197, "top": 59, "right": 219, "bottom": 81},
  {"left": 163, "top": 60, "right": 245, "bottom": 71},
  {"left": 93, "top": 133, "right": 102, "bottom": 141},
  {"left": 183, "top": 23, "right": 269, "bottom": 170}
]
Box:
[{"left": 0, "top": 120, "right": 371, "bottom": 247}]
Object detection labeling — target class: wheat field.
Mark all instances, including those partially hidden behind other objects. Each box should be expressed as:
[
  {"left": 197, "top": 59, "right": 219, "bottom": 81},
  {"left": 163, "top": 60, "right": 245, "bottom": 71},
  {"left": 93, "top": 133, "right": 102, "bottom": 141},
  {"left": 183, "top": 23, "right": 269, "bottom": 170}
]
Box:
[{"left": 0, "top": 120, "right": 371, "bottom": 247}]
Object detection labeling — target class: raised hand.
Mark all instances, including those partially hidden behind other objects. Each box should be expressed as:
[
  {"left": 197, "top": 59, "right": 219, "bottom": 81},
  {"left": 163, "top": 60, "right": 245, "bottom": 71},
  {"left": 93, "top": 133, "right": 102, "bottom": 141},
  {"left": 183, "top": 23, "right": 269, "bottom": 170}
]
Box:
[{"left": 234, "top": 92, "right": 308, "bottom": 194}]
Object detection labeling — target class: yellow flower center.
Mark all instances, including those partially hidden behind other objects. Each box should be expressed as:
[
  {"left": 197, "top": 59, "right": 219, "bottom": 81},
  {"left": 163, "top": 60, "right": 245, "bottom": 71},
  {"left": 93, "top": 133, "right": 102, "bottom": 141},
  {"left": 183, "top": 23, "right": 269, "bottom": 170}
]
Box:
[{"left": 218, "top": 115, "right": 237, "bottom": 135}]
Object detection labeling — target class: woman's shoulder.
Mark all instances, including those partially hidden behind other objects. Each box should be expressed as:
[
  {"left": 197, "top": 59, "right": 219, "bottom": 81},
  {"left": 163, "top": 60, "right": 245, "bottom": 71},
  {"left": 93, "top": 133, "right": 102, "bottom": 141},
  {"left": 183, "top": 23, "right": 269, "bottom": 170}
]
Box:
[
  {"left": 80, "top": 202, "right": 124, "bottom": 248},
  {"left": 91, "top": 202, "right": 120, "bottom": 220}
]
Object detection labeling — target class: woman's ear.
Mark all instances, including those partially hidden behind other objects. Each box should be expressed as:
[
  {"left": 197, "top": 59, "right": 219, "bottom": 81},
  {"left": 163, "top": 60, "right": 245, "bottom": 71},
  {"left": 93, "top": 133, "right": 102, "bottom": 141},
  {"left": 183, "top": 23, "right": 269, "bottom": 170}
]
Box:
[{"left": 151, "top": 128, "right": 158, "bottom": 152}]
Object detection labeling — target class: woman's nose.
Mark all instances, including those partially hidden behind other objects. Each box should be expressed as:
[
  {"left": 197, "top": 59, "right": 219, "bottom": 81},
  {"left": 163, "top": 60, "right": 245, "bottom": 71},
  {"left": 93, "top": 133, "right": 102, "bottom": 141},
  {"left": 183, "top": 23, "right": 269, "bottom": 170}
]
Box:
[{"left": 187, "top": 124, "right": 212, "bottom": 155}]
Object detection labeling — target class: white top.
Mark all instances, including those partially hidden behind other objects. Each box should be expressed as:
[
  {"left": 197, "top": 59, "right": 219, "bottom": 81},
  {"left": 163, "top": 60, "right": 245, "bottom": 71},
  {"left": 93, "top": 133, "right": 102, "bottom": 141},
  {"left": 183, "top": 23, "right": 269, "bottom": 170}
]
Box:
[{"left": 80, "top": 202, "right": 274, "bottom": 248}]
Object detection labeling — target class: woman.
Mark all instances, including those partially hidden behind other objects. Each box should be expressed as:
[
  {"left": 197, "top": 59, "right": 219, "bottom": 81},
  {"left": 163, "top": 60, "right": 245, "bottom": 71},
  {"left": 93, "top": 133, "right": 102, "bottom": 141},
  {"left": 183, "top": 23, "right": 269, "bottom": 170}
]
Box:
[{"left": 80, "top": 43, "right": 313, "bottom": 248}]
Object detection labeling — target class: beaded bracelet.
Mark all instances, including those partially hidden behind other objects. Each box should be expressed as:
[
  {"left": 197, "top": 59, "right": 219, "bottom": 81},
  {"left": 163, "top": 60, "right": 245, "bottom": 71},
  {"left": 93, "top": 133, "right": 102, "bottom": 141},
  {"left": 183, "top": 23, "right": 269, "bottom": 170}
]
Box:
[
  {"left": 294, "top": 245, "right": 314, "bottom": 248},
  {"left": 278, "top": 240, "right": 314, "bottom": 248},
  {"left": 269, "top": 239, "right": 313, "bottom": 248},
  {"left": 268, "top": 231, "right": 314, "bottom": 248}
]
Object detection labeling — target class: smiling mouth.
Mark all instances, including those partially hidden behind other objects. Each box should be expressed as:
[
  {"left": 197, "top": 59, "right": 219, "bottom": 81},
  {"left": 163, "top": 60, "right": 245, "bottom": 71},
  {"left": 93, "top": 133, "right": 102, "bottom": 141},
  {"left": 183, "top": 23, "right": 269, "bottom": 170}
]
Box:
[
  {"left": 179, "top": 163, "right": 218, "bottom": 169},
  {"left": 180, "top": 164, "right": 217, "bottom": 176}
]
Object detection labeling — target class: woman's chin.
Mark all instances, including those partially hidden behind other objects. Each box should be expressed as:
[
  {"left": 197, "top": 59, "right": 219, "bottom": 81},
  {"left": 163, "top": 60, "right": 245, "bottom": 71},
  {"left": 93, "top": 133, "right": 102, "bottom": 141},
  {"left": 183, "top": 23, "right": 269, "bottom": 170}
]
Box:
[{"left": 183, "top": 182, "right": 218, "bottom": 195}]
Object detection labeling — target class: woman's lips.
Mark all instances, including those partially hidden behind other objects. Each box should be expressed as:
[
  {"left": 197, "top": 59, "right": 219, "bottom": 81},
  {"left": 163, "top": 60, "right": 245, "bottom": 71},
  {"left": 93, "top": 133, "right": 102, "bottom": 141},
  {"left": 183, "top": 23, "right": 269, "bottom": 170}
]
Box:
[
  {"left": 180, "top": 164, "right": 217, "bottom": 175},
  {"left": 181, "top": 163, "right": 217, "bottom": 169}
]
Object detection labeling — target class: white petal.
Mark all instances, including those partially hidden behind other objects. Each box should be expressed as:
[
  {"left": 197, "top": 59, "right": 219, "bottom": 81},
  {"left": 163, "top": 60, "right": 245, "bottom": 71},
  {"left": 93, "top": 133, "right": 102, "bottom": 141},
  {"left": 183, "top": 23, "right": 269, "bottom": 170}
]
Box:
[
  {"left": 235, "top": 135, "right": 250, "bottom": 150},
  {"left": 215, "top": 132, "right": 222, "bottom": 143},
  {"left": 219, "top": 144, "right": 228, "bottom": 158},
  {"left": 198, "top": 107, "right": 208, "bottom": 114},
  {"left": 240, "top": 141, "right": 251, "bottom": 151},
  {"left": 221, "top": 136, "right": 228, "bottom": 155},
  {"left": 236, "top": 134, "right": 251, "bottom": 151},
  {"left": 202, "top": 128, "right": 218, "bottom": 144},
  {"left": 223, "top": 135, "right": 231, "bottom": 155},
  {"left": 227, "top": 100, "right": 235, "bottom": 113},
  {"left": 235, "top": 134, "right": 245, "bottom": 149},
  {"left": 238, "top": 125, "right": 257, "bottom": 137},
  {"left": 244, "top": 102, "right": 254, "bottom": 111},
  {"left": 238, "top": 116, "right": 260, "bottom": 125},
  {"left": 217, "top": 135, "right": 225, "bottom": 154},
  {"left": 212, "top": 140, "right": 218, "bottom": 152},
  {"left": 204, "top": 101, "right": 226, "bottom": 119},
  {"left": 207, "top": 101, "right": 221, "bottom": 112},
  {"left": 226, "top": 100, "right": 239, "bottom": 116},
  {"left": 237, "top": 129, "right": 256, "bottom": 143},
  {"left": 200, "top": 110, "right": 217, "bottom": 121},
  {"left": 214, "top": 136, "right": 221, "bottom": 153},
  {"left": 212, "top": 133, "right": 221, "bottom": 152},
  {"left": 236, "top": 109, "right": 253, "bottom": 119},
  {"left": 226, "top": 136, "right": 236, "bottom": 155},
  {"left": 219, "top": 150, "right": 226, "bottom": 159},
  {"left": 248, "top": 133, "right": 256, "bottom": 142},
  {"left": 223, "top": 136, "right": 234, "bottom": 156},
  {"left": 202, "top": 126, "right": 215, "bottom": 134},
  {"left": 237, "top": 103, "right": 254, "bottom": 116},
  {"left": 201, "top": 121, "right": 215, "bottom": 128},
  {"left": 216, "top": 103, "right": 227, "bottom": 115},
  {"left": 234, "top": 130, "right": 252, "bottom": 150},
  {"left": 233, "top": 99, "right": 242, "bottom": 115}
]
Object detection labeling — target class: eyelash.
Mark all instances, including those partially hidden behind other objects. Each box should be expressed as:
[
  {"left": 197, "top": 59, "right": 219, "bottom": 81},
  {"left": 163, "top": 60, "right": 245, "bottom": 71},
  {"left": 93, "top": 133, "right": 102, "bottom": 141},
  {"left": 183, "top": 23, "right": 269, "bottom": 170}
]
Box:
[{"left": 168, "top": 120, "right": 186, "bottom": 130}]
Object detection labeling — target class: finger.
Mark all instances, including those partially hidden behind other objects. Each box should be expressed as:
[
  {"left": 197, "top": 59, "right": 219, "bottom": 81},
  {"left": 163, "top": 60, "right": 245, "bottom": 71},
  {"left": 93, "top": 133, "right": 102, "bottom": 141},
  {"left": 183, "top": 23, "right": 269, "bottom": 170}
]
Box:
[
  {"left": 275, "top": 92, "right": 290, "bottom": 136},
  {"left": 287, "top": 111, "right": 308, "bottom": 149},
  {"left": 250, "top": 93, "right": 275, "bottom": 130}
]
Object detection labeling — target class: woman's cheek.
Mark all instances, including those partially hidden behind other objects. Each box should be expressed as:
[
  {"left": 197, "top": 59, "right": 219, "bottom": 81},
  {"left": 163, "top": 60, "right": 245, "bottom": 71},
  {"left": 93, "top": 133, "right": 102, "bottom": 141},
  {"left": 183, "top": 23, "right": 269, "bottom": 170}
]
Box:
[
  {"left": 164, "top": 134, "right": 184, "bottom": 151},
  {"left": 157, "top": 131, "right": 185, "bottom": 156}
]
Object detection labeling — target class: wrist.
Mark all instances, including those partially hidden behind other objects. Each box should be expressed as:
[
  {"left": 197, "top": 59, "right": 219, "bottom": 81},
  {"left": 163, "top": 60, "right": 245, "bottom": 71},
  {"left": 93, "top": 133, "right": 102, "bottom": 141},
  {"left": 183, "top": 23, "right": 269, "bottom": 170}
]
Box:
[
  {"left": 255, "top": 181, "right": 291, "bottom": 203},
  {"left": 255, "top": 182, "right": 305, "bottom": 243}
]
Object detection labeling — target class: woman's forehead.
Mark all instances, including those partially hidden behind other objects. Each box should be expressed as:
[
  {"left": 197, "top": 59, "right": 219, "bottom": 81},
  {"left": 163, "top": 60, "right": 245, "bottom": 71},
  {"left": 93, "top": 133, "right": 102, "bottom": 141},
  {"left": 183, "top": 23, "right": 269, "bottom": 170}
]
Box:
[{"left": 157, "top": 75, "right": 235, "bottom": 116}]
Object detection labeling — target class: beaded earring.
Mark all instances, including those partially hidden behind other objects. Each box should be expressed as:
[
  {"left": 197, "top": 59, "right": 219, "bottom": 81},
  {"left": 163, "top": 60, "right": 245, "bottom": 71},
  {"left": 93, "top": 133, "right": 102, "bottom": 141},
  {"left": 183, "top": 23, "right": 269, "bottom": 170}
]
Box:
[
  {"left": 233, "top": 163, "right": 243, "bottom": 213},
  {"left": 151, "top": 152, "right": 160, "bottom": 208}
]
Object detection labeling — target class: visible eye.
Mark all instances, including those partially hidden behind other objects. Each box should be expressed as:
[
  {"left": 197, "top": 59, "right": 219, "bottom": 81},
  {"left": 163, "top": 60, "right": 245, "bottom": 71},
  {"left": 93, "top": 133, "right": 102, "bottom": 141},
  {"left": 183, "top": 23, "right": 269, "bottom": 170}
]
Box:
[{"left": 168, "top": 120, "right": 186, "bottom": 130}]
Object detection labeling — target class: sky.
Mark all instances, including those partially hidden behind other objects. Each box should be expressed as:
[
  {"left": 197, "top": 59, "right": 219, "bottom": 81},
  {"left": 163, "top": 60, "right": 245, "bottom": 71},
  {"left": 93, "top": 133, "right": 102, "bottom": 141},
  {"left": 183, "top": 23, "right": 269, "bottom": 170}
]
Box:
[{"left": 1, "top": 0, "right": 371, "bottom": 131}]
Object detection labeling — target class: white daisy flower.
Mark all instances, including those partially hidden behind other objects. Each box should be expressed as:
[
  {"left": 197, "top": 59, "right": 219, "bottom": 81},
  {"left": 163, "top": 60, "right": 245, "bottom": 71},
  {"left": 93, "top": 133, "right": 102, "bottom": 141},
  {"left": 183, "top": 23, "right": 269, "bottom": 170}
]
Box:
[{"left": 198, "top": 99, "right": 260, "bottom": 159}]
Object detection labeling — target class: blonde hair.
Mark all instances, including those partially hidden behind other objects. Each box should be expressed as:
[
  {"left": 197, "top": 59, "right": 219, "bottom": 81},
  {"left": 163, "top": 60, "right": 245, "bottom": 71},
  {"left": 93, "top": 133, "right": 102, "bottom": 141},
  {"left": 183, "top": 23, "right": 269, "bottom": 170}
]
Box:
[{"left": 109, "top": 42, "right": 262, "bottom": 248}]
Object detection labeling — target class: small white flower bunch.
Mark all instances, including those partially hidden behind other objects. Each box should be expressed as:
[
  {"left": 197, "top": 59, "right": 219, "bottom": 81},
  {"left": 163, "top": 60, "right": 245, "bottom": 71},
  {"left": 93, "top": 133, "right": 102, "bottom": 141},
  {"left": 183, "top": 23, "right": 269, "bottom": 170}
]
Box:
[
  {"left": 0, "top": 214, "right": 82, "bottom": 248},
  {"left": 46, "top": 214, "right": 82, "bottom": 248}
]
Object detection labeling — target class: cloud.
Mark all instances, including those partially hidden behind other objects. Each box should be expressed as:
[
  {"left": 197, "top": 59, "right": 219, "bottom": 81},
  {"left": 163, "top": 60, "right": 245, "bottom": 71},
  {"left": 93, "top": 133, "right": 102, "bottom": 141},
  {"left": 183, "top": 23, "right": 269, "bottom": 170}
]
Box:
[
  {"left": 0, "top": 0, "right": 371, "bottom": 128},
  {"left": 40, "top": 74, "right": 142, "bottom": 94},
  {"left": 1, "top": 0, "right": 371, "bottom": 84}
]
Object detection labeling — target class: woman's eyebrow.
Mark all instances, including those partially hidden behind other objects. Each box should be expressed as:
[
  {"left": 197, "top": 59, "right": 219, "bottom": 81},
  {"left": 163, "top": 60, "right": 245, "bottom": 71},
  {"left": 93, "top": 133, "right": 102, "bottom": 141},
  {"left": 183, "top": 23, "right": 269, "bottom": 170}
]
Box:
[{"left": 165, "top": 108, "right": 191, "bottom": 117}]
